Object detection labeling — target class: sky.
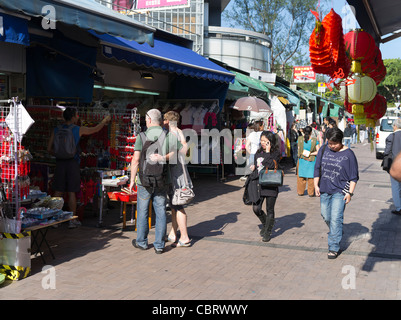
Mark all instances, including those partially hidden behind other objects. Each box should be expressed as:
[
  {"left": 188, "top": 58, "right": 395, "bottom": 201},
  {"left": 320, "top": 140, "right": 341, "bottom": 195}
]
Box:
[{"left": 221, "top": 0, "right": 401, "bottom": 60}]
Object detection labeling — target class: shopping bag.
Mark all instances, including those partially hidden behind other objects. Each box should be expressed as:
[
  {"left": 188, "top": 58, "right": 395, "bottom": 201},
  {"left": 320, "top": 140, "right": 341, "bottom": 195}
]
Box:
[
  {"left": 0, "top": 230, "right": 31, "bottom": 280},
  {"left": 381, "top": 154, "right": 393, "bottom": 173}
]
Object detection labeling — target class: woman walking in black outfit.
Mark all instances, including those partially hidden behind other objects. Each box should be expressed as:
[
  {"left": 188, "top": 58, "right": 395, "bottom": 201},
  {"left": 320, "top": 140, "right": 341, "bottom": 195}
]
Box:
[{"left": 250, "top": 131, "right": 281, "bottom": 242}]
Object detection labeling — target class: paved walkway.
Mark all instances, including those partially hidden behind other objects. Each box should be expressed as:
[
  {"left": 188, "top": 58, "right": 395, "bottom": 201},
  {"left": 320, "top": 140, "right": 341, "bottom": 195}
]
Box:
[{"left": 2, "top": 142, "right": 401, "bottom": 300}]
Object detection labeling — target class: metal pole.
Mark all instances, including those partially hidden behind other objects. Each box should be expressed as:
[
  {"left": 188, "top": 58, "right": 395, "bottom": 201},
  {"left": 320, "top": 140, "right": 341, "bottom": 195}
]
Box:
[{"left": 12, "top": 97, "right": 19, "bottom": 215}]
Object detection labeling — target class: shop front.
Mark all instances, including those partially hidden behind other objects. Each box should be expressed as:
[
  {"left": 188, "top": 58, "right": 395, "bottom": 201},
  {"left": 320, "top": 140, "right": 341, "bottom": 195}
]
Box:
[{"left": 0, "top": 0, "right": 156, "bottom": 280}]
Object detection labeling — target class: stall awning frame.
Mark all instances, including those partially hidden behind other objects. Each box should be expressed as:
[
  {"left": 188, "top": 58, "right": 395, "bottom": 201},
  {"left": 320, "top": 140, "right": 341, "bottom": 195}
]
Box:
[{"left": 91, "top": 31, "right": 235, "bottom": 84}]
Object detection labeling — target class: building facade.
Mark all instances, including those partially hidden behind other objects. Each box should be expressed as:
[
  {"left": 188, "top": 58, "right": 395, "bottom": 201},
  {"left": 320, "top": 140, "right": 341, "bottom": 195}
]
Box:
[{"left": 97, "top": 0, "right": 272, "bottom": 73}]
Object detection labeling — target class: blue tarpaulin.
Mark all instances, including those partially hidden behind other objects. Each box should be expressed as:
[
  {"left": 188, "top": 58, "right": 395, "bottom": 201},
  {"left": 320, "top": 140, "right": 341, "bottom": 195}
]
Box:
[
  {"left": 27, "top": 33, "right": 96, "bottom": 103},
  {"left": 0, "top": 13, "right": 29, "bottom": 46}
]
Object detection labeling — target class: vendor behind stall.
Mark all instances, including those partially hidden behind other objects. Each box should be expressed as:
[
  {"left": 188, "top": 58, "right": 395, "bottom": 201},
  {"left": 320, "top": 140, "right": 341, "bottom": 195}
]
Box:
[{"left": 47, "top": 107, "right": 111, "bottom": 228}]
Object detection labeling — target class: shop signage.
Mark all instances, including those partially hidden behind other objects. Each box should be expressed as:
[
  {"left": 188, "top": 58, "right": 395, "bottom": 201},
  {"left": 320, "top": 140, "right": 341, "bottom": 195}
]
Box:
[
  {"left": 293, "top": 66, "right": 316, "bottom": 83},
  {"left": 135, "top": 0, "right": 190, "bottom": 11}
]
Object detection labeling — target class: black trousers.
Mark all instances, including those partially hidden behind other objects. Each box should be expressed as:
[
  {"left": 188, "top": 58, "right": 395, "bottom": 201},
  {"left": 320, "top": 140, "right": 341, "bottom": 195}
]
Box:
[{"left": 252, "top": 196, "right": 276, "bottom": 220}]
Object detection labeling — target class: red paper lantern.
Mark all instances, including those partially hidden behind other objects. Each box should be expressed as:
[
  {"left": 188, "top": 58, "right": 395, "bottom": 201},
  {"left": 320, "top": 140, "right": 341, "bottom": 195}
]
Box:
[
  {"left": 370, "top": 63, "right": 387, "bottom": 85},
  {"left": 364, "top": 94, "right": 387, "bottom": 120},
  {"left": 309, "top": 9, "right": 350, "bottom": 78},
  {"left": 344, "top": 29, "right": 376, "bottom": 64}
]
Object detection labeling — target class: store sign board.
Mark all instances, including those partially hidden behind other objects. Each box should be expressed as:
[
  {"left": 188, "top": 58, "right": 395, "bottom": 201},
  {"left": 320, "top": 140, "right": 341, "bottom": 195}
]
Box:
[
  {"left": 318, "top": 82, "right": 326, "bottom": 92},
  {"left": 293, "top": 66, "right": 316, "bottom": 83},
  {"left": 135, "top": 0, "right": 190, "bottom": 11}
]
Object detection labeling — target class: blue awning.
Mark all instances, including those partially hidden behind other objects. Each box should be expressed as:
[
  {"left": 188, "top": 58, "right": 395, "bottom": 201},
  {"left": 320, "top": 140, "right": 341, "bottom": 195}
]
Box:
[
  {"left": 90, "top": 31, "right": 235, "bottom": 84},
  {"left": 0, "top": 13, "right": 29, "bottom": 46},
  {"left": 0, "top": 0, "right": 154, "bottom": 46}
]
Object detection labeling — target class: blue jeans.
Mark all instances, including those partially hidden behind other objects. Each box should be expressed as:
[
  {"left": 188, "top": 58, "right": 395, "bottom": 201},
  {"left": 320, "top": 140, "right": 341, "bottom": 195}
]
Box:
[
  {"left": 320, "top": 192, "right": 346, "bottom": 252},
  {"left": 136, "top": 184, "right": 167, "bottom": 250},
  {"left": 391, "top": 176, "right": 401, "bottom": 211}
]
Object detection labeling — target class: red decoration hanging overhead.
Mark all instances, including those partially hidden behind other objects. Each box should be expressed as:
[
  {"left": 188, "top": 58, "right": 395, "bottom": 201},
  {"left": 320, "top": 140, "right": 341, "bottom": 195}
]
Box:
[
  {"left": 309, "top": 9, "right": 350, "bottom": 79},
  {"left": 364, "top": 94, "right": 387, "bottom": 121},
  {"left": 344, "top": 29, "right": 387, "bottom": 84},
  {"left": 344, "top": 29, "right": 376, "bottom": 63}
]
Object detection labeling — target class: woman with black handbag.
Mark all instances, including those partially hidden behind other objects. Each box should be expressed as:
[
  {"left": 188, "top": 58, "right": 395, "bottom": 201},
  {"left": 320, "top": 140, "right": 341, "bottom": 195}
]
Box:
[{"left": 250, "top": 131, "right": 281, "bottom": 242}]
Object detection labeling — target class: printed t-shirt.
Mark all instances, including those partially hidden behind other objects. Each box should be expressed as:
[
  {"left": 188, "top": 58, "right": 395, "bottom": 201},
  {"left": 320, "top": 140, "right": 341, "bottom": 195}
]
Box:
[{"left": 314, "top": 147, "right": 359, "bottom": 195}]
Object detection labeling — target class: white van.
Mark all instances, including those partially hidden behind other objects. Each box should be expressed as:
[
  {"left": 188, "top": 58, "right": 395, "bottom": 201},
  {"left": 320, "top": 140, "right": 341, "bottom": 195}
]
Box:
[{"left": 375, "top": 116, "right": 399, "bottom": 158}]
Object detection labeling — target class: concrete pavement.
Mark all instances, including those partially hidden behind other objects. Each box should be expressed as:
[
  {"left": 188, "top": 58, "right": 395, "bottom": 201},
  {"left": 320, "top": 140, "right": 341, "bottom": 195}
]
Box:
[{"left": 2, "top": 142, "right": 401, "bottom": 300}]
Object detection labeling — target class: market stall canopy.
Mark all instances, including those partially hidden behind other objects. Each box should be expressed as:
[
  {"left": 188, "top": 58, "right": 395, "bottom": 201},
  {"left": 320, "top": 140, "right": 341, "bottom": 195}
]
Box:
[
  {"left": 0, "top": 12, "right": 29, "bottom": 46},
  {"left": 275, "top": 82, "right": 303, "bottom": 115},
  {"left": 233, "top": 72, "right": 288, "bottom": 99},
  {"left": 346, "top": 0, "right": 401, "bottom": 43},
  {"left": 233, "top": 96, "right": 272, "bottom": 113},
  {"left": 0, "top": 0, "right": 155, "bottom": 46},
  {"left": 263, "top": 82, "right": 288, "bottom": 98},
  {"left": 233, "top": 71, "right": 270, "bottom": 99},
  {"left": 90, "top": 31, "right": 235, "bottom": 83},
  {"left": 226, "top": 77, "right": 249, "bottom": 100}
]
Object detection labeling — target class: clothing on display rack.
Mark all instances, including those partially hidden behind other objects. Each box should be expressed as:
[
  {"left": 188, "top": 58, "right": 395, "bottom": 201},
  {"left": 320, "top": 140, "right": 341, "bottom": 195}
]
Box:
[{"left": 180, "top": 103, "right": 196, "bottom": 127}]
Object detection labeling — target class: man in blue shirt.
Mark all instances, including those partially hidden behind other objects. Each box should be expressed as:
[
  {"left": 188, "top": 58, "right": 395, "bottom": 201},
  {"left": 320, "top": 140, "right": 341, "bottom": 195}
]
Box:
[{"left": 47, "top": 107, "right": 110, "bottom": 227}]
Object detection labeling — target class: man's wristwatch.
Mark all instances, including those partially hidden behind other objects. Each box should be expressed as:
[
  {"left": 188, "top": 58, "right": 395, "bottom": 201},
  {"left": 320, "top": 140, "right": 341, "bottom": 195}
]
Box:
[{"left": 347, "top": 191, "right": 354, "bottom": 197}]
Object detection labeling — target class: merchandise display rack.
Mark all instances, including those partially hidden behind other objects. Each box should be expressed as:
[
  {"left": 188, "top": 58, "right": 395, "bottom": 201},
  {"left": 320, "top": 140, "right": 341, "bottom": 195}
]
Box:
[{"left": 0, "top": 97, "right": 30, "bottom": 218}]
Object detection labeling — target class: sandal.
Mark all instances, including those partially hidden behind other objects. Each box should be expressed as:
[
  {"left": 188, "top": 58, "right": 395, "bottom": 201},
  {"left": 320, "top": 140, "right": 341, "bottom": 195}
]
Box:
[
  {"left": 327, "top": 251, "right": 339, "bottom": 259},
  {"left": 165, "top": 236, "right": 177, "bottom": 243},
  {"left": 176, "top": 240, "right": 191, "bottom": 247}
]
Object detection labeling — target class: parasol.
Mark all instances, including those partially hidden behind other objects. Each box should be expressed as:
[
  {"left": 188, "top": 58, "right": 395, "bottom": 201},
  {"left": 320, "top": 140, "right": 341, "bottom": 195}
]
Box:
[{"left": 232, "top": 96, "right": 272, "bottom": 113}]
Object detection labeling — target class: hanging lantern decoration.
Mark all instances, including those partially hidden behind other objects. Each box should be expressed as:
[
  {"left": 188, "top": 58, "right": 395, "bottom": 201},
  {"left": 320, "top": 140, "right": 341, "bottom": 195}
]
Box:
[
  {"left": 322, "top": 9, "right": 350, "bottom": 78},
  {"left": 339, "top": 72, "right": 377, "bottom": 104},
  {"left": 309, "top": 10, "right": 334, "bottom": 76},
  {"left": 344, "top": 29, "right": 387, "bottom": 85},
  {"left": 309, "top": 9, "right": 350, "bottom": 79},
  {"left": 364, "top": 94, "right": 387, "bottom": 126},
  {"left": 344, "top": 29, "right": 376, "bottom": 65},
  {"left": 350, "top": 104, "right": 366, "bottom": 125}
]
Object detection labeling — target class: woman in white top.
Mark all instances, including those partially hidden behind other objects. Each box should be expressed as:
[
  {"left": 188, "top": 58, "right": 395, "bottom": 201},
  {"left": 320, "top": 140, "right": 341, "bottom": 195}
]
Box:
[{"left": 246, "top": 121, "right": 264, "bottom": 172}]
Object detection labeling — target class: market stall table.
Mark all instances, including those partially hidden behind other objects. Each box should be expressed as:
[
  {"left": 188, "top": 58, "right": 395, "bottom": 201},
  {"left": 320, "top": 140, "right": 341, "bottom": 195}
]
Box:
[
  {"left": 108, "top": 191, "right": 152, "bottom": 230},
  {"left": 24, "top": 216, "right": 78, "bottom": 264}
]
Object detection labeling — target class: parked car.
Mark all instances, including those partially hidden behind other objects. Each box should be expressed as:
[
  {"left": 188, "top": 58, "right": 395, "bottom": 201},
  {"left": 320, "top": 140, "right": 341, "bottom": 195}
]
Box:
[{"left": 375, "top": 116, "right": 399, "bottom": 159}]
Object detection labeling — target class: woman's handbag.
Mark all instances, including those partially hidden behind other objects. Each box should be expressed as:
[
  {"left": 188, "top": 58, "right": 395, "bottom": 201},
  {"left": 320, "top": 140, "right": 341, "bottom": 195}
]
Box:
[
  {"left": 258, "top": 160, "right": 284, "bottom": 187},
  {"left": 172, "top": 156, "right": 195, "bottom": 206}
]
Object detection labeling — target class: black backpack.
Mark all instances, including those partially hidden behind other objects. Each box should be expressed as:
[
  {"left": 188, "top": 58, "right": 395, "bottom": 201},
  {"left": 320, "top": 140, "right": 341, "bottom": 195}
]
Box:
[
  {"left": 138, "top": 131, "right": 167, "bottom": 189},
  {"left": 53, "top": 124, "right": 77, "bottom": 160}
]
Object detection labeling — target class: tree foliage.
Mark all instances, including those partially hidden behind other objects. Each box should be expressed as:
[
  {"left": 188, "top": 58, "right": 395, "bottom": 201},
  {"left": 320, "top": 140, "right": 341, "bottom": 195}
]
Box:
[
  {"left": 223, "top": 0, "right": 318, "bottom": 75},
  {"left": 377, "top": 59, "right": 401, "bottom": 103}
]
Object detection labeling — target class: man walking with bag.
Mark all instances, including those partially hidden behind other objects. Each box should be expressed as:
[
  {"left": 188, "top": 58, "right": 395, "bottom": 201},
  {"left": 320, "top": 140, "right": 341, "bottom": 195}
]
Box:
[
  {"left": 384, "top": 118, "right": 401, "bottom": 215},
  {"left": 129, "top": 109, "right": 180, "bottom": 254}
]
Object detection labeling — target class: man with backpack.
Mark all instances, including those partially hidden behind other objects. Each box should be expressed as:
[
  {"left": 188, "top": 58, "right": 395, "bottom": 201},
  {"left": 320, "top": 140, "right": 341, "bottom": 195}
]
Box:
[
  {"left": 47, "top": 107, "right": 111, "bottom": 228},
  {"left": 129, "top": 109, "right": 181, "bottom": 254}
]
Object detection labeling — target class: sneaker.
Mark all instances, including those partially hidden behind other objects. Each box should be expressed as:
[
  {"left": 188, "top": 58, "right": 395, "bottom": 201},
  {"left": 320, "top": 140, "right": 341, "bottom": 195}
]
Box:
[
  {"left": 132, "top": 239, "right": 148, "bottom": 250},
  {"left": 154, "top": 247, "right": 164, "bottom": 254},
  {"left": 239, "top": 176, "right": 247, "bottom": 181}
]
